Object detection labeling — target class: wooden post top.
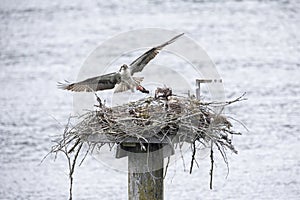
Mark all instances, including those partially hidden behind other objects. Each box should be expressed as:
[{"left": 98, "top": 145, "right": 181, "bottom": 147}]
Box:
[{"left": 196, "top": 79, "right": 222, "bottom": 86}]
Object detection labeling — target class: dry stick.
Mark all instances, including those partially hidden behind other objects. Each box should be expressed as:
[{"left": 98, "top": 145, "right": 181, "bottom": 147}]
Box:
[
  {"left": 163, "top": 156, "right": 170, "bottom": 179},
  {"left": 67, "top": 143, "right": 83, "bottom": 200},
  {"left": 79, "top": 144, "right": 91, "bottom": 166},
  {"left": 215, "top": 142, "right": 230, "bottom": 178},
  {"left": 146, "top": 144, "right": 161, "bottom": 183},
  {"left": 209, "top": 140, "right": 214, "bottom": 190},
  {"left": 201, "top": 92, "right": 247, "bottom": 107},
  {"left": 68, "top": 138, "right": 81, "bottom": 153},
  {"left": 179, "top": 142, "right": 187, "bottom": 172},
  {"left": 189, "top": 139, "right": 197, "bottom": 174}
]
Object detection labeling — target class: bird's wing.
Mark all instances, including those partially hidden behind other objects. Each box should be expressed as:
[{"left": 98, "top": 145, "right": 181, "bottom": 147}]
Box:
[
  {"left": 57, "top": 72, "right": 121, "bottom": 92},
  {"left": 129, "top": 33, "right": 184, "bottom": 75}
]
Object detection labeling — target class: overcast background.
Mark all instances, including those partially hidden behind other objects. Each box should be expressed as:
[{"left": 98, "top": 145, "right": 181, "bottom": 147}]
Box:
[{"left": 0, "top": 0, "right": 299, "bottom": 199}]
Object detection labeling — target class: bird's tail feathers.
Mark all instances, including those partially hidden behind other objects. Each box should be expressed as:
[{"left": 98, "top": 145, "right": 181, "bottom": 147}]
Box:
[
  {"left": 57, "top": 81, "right": 95, "bottom": 92},
  {"left": 57, "top": 81, "right": 73, "bottom": 90},
  {"left": 114, "top": 83, "right": 131, "bottom": 93},
  {"left": 132, "top": 76, "right": 144, "bottom": 84}
]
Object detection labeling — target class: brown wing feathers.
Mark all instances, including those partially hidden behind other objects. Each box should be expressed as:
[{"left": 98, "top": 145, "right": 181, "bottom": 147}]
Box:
[
  {"left": 58, "top": 73, "right": 121, "bottom": 92},
  {"left": 129, "top": 33, "right": 184, "bottom": 75}
]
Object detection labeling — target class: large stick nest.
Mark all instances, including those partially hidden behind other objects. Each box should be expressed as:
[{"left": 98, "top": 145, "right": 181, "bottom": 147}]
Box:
[
  {"left": 61, "top": 90, "right": 243, "bottom": 153},
  {"left": 48, "top": 89, "right": 245, "bottom": 196}
]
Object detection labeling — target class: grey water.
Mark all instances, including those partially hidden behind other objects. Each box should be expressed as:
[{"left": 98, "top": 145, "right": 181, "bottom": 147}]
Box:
[{"left": 1, "top": 0, "right": 299, "bottom": 199}]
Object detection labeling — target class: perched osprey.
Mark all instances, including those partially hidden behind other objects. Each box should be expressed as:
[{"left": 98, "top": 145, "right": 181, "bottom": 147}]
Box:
[{"left": 58, "top": 33, "right": 184, "bottom": 93}]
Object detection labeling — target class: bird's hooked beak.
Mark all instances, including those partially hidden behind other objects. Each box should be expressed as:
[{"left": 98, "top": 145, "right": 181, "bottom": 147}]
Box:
[{"left": 119, "top": 64, "right": 128, "bottom": 72}]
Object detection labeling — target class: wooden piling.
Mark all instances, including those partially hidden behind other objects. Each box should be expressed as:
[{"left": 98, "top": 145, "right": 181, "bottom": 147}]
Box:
[{"left": 127, "top": 143, "right": 164, "bottom": 200}]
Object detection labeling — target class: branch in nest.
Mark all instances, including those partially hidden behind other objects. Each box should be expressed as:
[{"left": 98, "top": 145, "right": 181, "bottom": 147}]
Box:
[
  {"left": 210, "top": 141, "right": 214, "bottom": 190},
  {"left": 201, "top": 92, "right": 247, "bottom": 107},
  {"left": 189, "top": 139, "right": 197, "bottom": 174}
]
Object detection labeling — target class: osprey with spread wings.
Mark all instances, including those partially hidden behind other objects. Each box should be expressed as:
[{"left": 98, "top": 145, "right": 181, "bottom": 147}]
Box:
[{"left": 58, "top": 33, "right": 184, "bottom": 94}]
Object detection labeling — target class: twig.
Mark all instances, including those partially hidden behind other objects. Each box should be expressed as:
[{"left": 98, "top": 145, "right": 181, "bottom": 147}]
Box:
[
  {"left": 68, "top": 138, "right": 81, "bottom": 154},
  {"left": 210, "top": 141, "right": 214, "bottom": 190},
  {"left": 68, "top": 143, "right": 83, "bottom": 200},
  {"left": 79, "top": 144, "right": 90, "bottom": 166},
  {"left": 179, "top": 142, "right": 187, "bottom": 172},
  {"left": 189, "top": 139, "right": 197, "bottom": 174},
  {"left": 164, "top": 156, "right": 170, "bottom": 179},
  {"left": 201, "top": 92, "right": 247, "bottom": 107}
]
